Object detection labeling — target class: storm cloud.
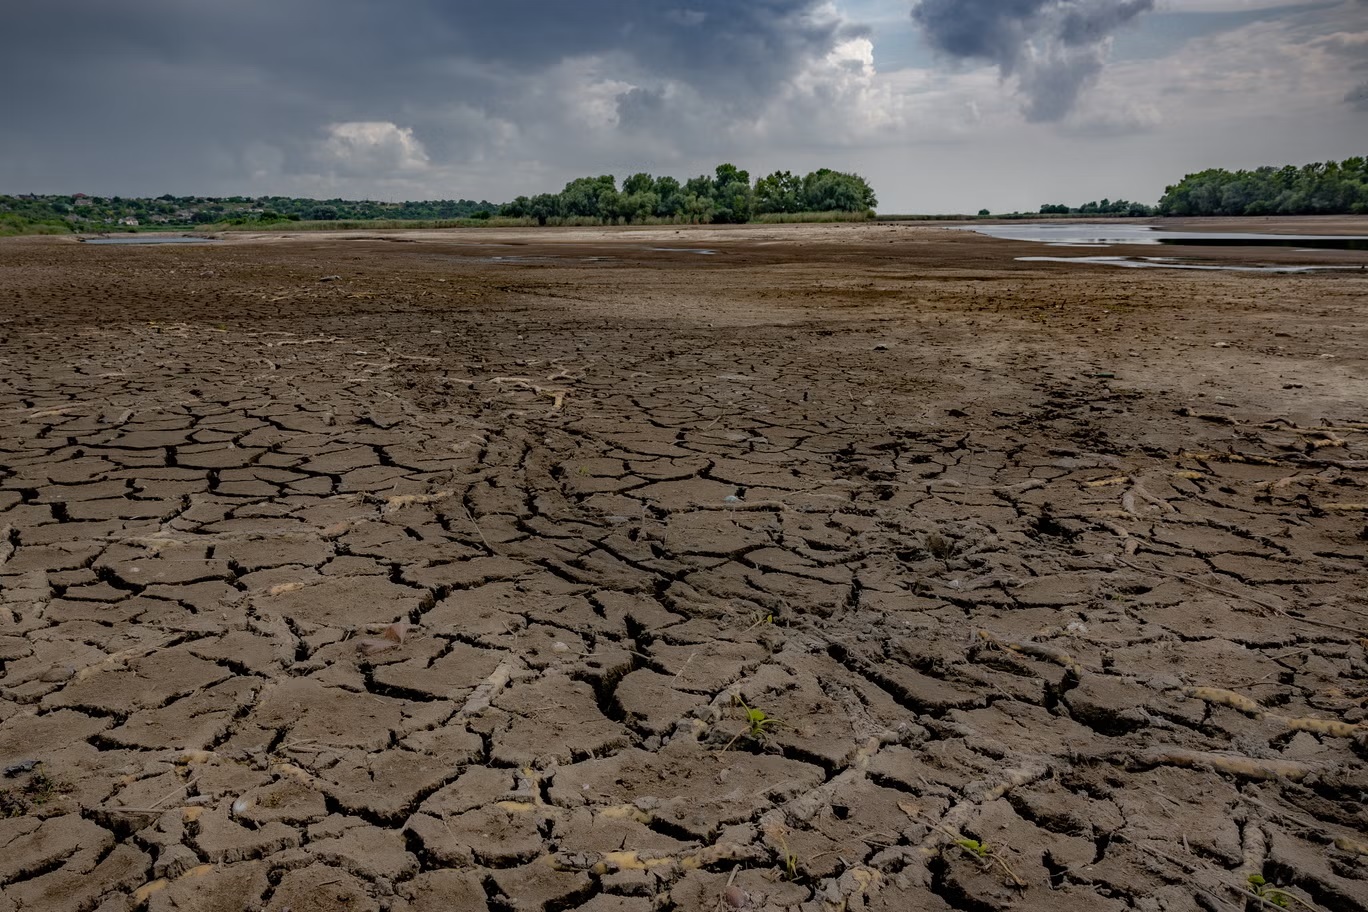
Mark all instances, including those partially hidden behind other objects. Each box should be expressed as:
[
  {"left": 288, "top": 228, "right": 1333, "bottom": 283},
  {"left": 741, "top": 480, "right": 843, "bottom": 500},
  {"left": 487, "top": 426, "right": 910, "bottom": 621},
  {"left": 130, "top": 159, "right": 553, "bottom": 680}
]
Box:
[
  {"left": 0, "top": 1, "right": 855, "bottom": 195},
  {"left": 1, "top": 1, "right": 1364, "bottom": 211},
  {"left": 910, "top": 0, "right": 1154, "bottom": 121},
  {"left": 5, "top": 1, "right": 848, "bottom": 97}
]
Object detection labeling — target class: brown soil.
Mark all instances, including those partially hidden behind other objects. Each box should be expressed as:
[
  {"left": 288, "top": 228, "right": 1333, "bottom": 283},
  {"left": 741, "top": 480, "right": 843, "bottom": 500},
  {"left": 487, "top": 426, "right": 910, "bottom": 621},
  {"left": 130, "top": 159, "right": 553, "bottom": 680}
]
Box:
[{"left": 1, "top": 222, "right": 1366, "bottom": 912}]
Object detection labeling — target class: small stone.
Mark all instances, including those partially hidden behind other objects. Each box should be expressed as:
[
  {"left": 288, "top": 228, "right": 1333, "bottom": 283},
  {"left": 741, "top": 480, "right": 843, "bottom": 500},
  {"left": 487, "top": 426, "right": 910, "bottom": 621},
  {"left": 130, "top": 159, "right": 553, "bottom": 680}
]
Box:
[{"left": 725, "top": 885, "right": 750, "bottom": 908}]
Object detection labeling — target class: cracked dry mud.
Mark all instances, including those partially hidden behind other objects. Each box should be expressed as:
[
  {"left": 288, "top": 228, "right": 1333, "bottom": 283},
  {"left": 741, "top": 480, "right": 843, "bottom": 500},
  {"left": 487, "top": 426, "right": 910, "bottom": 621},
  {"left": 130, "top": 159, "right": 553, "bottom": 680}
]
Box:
[{"left": 1, "top": 222, "right": 1366, "bottom": 912}]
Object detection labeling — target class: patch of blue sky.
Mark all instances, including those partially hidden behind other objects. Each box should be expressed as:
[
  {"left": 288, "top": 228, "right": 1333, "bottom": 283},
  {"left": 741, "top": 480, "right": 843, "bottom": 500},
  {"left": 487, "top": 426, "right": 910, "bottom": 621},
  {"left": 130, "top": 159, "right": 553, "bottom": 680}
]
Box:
[
  {"left": 1111, "top": 3, "right": 1340, "bottom": 62},
  {"left": 837, "top": 0, "right": 937, "bottom": 71}
]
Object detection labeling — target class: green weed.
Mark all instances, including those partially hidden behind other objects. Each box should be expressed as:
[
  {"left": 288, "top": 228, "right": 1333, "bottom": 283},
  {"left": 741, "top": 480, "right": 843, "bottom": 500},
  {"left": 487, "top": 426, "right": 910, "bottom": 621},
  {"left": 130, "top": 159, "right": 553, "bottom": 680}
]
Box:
[
  {"left": 940, "top": 827, "right": 1026, "bottom": 887},
  {"left": 720, "top": 697, "right": 784, "bottom": 751},
  {"left": 956, "top": 838, "right": 990, "bottom": 858},
  {"left": 0, "top": 769, "right": 72, "bottom": 817},
  {"left": 1247, "top": 874, "right": 1316, "bottom": 910},
  {"left": 753, "top": 210, "right": 875, "bottom": 224}
]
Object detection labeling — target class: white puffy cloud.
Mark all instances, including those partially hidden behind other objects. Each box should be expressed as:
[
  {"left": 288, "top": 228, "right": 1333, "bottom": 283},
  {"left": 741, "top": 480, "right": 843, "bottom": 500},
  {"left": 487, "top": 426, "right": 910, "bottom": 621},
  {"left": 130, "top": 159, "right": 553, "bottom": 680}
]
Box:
[{"left": 318, "top": 122, "right": 430, "bottom": 176}]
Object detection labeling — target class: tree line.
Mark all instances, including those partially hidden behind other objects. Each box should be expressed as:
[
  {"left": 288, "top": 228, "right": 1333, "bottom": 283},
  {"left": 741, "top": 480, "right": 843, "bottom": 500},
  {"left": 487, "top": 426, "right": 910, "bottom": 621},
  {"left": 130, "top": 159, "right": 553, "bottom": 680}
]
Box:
[
  {"left": 261, "top": 197, "right": 499, "bottom": 222},
  {"left": 1, "top": 165, "right": 875, "bottom": 233},
  {"left": 500, "top": 165, "right": 877, "bottom": 225},
  {"left": 12, "top": 158, "right": 1361, "bottom": 235},
  {"left": 1156, "top": 159, "right": 1368, "bottom": 216},
  {"left": 1035, "top": 159, "right": 1368, "bottom": 218},
  {"left": 0, "top": 194, "right": 500, "bottom": 231},
  {"left": 1038, "top": 199, "right": 1155, "bottom": 217}
]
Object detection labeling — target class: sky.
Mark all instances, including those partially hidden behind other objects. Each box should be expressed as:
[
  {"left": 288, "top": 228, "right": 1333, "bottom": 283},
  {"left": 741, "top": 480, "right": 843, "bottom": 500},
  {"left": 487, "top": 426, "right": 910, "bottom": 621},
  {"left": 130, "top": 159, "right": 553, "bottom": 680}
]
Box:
[{"left": 2, "top": 0, "right": 1365, "bottom": 212}]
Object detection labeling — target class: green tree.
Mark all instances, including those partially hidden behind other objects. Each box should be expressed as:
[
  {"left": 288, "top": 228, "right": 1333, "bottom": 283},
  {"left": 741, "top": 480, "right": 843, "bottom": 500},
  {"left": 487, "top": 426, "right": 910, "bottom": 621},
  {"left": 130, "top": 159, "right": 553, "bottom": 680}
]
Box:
[
  {"left": 711, "top": 163, "right": 753, "bottom": 223},
  {"left": 681, "top": 176, "right": 717, "bottom": 222},
  {"left": 1158, "top": 158, "right": 1368, "bottom": 216},
  {"left": 560, "top": 175, "right": 615, "bottom": 218},
  {"left": 596, "top": 186, "right": 622, "bottom": 222},
  {"left": 622, "top": 172, "right": 655, "bottom": 196},
  {"left": 653, "top": 176, "right": 683, "bottom": 217},
  {"left": 801, "top": 169, "right": 876, "bottom": 212},
  {"left": 528, "top": 193, "right": 559, "bottom": 226},
  {"left": 620, "top": 190, "right": 659, "bottom": 223},
  {"left": 755, "top": 170, "right": 803, "bottom": 214},
  {"left": 501, "top": 196, "right": 531, "bottom": 218}
]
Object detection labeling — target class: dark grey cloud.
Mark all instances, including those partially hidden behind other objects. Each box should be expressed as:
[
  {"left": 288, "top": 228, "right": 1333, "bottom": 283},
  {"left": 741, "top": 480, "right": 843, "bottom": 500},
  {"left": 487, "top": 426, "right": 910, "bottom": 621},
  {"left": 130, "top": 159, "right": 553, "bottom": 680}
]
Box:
[
  {"left": 910, "top": 0, "right": 1153, "bottom": 121},
  {"left": 616, "top": 86, "right": 673, "bottom": 130},
  {"left": 5, "top": 1, "right": 846, "bottom": 96},
  {"left": 0, "top": 1, "right": 854, "bottom": 195},
  {"left": 3, "top": 0, "right": 1360, "bottom": 211},
  {"left": 1349, "top": 82, "right": 1368, "bottom": 111}
]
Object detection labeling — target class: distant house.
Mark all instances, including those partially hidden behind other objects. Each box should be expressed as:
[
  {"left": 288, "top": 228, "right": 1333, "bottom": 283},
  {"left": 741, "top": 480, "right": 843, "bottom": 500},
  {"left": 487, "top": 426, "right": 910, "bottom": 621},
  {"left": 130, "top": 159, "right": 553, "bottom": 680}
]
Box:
[
  {"left": 119, "top": 216, "right": 139, "bottom": 226},
  {"left": 73, "top": 195, "right": 93, "bottom": 208}
]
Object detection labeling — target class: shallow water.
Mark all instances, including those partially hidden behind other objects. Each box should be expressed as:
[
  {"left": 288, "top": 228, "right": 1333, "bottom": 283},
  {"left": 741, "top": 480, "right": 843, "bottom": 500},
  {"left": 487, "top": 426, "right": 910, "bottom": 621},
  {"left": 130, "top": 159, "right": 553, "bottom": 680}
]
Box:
[
  {"left": 478, "top": 249, "right": 711, "bottom": 264},
  {"left": 82, "top": 236, "right": 218, "bottom": 245},
  {"left": 1017, "top": 255, "right": 1358, "bottom": 273},
  {"left": 482, "top": 255, "right": 615, "bottom": 264},
  {"left": 966, "top": 223, "right": 1368, "bottom": 250}
]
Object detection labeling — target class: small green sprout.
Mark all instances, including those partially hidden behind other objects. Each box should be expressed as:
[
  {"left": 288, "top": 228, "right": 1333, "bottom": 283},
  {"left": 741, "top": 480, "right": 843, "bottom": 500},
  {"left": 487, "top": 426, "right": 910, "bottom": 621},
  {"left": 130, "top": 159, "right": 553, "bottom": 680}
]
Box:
[
  {"left": 1245, "top": 874, "right": 1320, "bottom": 910},
  {"left": 720, "top": 697, "right": 784, "bottom": 751},
  {"left": 1248, "top": 874, "right": 1291, "bottom": 908},
  {"left": 768, "top": 827, "right": 801, "bottom": 882},
  {"left": 742, "top": 702, "right": 781, "bottom": 740},
  {"left": 939, "top": 826, "right": 1026, "bottom": 888},
  {"left": 956, "top": 838, "right": 991, "bottom": 858}
]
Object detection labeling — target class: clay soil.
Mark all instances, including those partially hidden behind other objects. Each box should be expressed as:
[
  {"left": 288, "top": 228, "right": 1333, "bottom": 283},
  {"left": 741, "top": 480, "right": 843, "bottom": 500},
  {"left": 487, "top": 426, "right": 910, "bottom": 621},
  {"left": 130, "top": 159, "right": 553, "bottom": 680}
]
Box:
[{"left": 1, "top": 222, "right": 1366, "bottom": 912}]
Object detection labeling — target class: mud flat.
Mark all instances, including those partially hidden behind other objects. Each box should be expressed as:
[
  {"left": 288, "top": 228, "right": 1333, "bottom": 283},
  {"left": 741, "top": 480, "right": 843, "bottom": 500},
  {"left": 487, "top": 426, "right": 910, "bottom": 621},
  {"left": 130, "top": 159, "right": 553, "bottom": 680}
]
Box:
[{"left": 1, "top": 222, "right": 1366, "bottom": 911}]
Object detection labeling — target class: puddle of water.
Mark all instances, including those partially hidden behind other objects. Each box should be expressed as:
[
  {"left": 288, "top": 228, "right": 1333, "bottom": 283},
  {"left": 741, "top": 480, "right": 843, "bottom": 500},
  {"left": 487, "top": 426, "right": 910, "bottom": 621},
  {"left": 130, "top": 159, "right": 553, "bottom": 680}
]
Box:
[
  {"left": 1017, "top": 255, "right": 1357, "bottom": 273},
  {"left": 82, "top": 236, "right": 219, "bottom": 245},
  {"left": 471, "top": 247, "right": 711, "bottom": 264},
  {"left": 482, "top": 255, "right": 615, "bottom": 265},
  {"left": 1158, "top": 237, "right": 1368, "bottom": 251},
  {"left": 966, "top": 223, "right": 1368, "bottom": 250}
]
